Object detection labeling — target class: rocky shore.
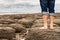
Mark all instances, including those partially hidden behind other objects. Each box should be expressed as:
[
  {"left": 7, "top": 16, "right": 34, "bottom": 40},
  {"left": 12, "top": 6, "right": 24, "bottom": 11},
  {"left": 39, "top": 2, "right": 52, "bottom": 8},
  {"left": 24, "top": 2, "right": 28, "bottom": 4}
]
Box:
[{"left": 0, "top": 13, "right": 60, "bottom": 40}]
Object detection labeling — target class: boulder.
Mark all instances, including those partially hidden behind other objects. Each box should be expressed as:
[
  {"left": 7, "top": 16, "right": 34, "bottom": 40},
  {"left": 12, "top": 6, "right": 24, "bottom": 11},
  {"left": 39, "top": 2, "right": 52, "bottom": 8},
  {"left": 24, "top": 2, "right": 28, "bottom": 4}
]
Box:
[
  {"left": 9, "top": 24, "right": 27, "bottom": 33},
  {"left": 17, "top": 18, "right": 34, "bottom": 28},
  {"left": 0, "top": 27, "right": 15, "bottom": 39}
]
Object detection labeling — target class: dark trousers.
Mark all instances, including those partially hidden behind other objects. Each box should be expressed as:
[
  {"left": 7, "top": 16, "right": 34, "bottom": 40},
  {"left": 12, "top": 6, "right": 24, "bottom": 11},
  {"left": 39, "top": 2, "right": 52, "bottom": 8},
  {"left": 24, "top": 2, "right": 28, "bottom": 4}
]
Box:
[{"left": 40, "top": 0, "right": 55, "bottom": 16}]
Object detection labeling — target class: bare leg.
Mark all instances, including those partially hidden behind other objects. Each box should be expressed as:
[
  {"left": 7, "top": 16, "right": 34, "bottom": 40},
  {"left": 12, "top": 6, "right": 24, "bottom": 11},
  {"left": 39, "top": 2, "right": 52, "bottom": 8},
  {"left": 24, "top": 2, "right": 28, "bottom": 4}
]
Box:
[
  {"left": 50, "top": 16, "right": 54, "bottom": 29},
  {"left": 40, "top": 15, "right": 48, "bottom": 29}
]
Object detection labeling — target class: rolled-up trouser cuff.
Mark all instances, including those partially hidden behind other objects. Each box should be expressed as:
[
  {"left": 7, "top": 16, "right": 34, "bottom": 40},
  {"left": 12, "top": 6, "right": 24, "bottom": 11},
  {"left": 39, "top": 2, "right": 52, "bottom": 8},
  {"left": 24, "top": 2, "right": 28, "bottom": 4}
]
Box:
[
  {"left": 42, "top": 12, "right": 48, "bottom": 15},
  {"left": 49, "top": 13, "right": 55, "bottom": 16}
]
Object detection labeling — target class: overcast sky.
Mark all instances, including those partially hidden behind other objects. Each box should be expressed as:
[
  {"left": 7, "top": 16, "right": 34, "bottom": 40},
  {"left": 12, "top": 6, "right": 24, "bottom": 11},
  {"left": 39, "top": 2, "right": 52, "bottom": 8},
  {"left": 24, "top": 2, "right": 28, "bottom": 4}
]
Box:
[{"left": 0, "top": 0, "right": 60, "bottom": 5}]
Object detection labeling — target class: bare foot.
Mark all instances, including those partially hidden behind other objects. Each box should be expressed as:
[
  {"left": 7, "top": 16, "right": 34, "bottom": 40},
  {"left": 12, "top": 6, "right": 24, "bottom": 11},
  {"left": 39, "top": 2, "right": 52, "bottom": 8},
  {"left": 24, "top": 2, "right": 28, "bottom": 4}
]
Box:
[
  {"left": 50, "top": 27, "right": 54, "bottom": 30},
  {"left": 39, "top": 27, "right": 48, "bottom": 29}
]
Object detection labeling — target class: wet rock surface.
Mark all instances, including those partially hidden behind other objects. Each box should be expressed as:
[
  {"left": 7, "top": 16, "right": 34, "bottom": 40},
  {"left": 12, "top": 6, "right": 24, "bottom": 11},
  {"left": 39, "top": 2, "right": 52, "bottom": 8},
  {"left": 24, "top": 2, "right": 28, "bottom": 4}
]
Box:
[{"left": 0, "top": 13, "right": 60, "bottom": 40}]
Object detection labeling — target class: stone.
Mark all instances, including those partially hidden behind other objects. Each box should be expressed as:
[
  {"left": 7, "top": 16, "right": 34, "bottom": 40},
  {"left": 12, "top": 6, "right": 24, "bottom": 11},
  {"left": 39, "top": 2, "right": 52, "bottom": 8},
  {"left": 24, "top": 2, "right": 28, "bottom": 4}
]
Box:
[
  {"left": 9, "top": 24, "right": 27, "bottom": 33},
  {"left": 17, "top": 18, "right": 34, "bottom": 28},
  {"left": 0, "top": 27, "right": 15, "bottom": 39},
  {"left": 0, "top": 27, "right": 15, "bottom": 33},
  {"left": 26, "top": 27, "right": 60, "bottom": 40},
  {"left": 0, "top": 19, "right": 16, "bottom": 24},
  {"left": 54, "top": 19, "right": 60, "bottom": 26}
]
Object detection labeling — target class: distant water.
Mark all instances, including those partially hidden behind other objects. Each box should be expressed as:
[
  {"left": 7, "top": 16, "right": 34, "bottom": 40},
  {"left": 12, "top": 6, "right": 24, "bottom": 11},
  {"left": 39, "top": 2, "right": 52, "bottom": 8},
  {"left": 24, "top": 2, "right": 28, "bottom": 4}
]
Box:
[{"left": 0, "top": 4, "right": 60, "bottom": 14}]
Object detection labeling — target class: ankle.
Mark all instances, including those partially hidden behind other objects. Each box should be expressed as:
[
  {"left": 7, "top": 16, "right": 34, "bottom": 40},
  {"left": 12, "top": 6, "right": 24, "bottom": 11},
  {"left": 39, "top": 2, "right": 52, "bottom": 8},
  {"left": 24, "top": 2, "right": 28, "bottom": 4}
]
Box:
[{"left": 44, "top": 25, "right": 48, "bottom": 28}]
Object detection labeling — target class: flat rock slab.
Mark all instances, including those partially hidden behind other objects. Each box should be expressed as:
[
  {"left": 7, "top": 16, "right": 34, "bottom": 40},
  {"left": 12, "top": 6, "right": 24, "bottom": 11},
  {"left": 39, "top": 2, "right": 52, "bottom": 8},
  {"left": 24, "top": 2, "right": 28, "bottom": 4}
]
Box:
[
  {"left": 0, "top": 27, "right": 15, "bottom": 33},
  {"left": 26, "top": 27, "right": 60, "bottom": 40}
]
